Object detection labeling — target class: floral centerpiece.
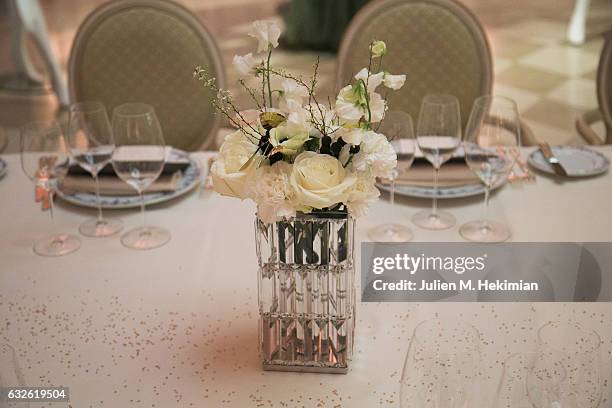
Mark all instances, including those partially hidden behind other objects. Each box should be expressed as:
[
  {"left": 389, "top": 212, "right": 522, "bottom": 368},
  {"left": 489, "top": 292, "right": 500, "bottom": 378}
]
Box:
[{"left": 194, "top": 21, "right": 405, "bottom": 373}]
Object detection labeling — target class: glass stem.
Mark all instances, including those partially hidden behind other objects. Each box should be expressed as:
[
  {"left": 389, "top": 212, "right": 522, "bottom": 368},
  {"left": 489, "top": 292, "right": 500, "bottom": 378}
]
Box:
[
  {"left": 93, "top": 173, "right": 104, "bottom": 224},
  {"left": 139, "top": 190, "right": 146, "bottom": 229},
  {"left": 483, "top": 184, "right": 491, "bottom": 227},
  {"left": 48, "top": 189, "right": 63, "bottom": 246},
  {"left": 432, "top": 166, "right": 439, "bottom": 217}
]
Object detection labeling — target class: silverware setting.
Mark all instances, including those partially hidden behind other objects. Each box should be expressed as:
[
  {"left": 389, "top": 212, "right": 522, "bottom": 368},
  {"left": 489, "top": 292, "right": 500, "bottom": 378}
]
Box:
[{"left": 538, "top": 142, "right": 568, "bottom": 177}]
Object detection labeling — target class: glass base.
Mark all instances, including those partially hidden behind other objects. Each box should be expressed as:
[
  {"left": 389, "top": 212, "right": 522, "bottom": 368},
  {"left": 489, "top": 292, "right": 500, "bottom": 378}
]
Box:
[
  {"left": 412, "top": 210, "right": 455, "bottom": 230},
  {"left": 79, "top": 218, "right": 123, "bottom": 238},
  {"left": 120, "top": 226, "right": 170, "bottom": 250},
  {"left": 459, "top": 220, "right": 511, "bottom": 243},
  {"left": 368, "top": 223, "right": 413, "bottom": 242},
  {"left": 33, "top": 233, "right": 81, "bottom": 257}
]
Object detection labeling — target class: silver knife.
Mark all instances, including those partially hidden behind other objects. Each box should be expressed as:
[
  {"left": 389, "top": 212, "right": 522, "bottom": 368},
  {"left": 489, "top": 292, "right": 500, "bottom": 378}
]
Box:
[{"left": 538, "top": 142, "right": 568, "bottom": 177}]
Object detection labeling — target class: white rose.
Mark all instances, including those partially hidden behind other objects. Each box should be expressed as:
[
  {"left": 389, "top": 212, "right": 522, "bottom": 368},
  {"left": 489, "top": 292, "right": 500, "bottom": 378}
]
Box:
[
  {"left": 211, "top": 130, "right": 261, "bottom": 199},
  {"left": 290, "top": 152, "right": 356, "bottom": 210},
  {"left": 351, "top": 131, "right": 397, "bottom": 178},
  {"left": 249, "top": 161, "right": 296, "bottom": 223},
  {"left": 232, "top": 53, "right": 258, "bottom": 77},
  {"left": 383, "top": 72, "right": 406, "bottom": 90},
  {"left": 346, "top": 172, "right": 380, "bottom": 217},
  {"left": 248, "top": 20, "right": 281, "bottom": 53}
]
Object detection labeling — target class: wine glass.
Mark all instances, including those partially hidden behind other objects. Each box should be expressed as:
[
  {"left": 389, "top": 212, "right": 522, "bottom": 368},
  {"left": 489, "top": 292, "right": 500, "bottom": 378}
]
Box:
[
  {"left": 412, "top": 94, "right": 462, "bottom": 230},
  {"left": 111, "top": 103, "right": 170, "bottom": 250},
  {"left": 0, "top": 344, "right": 29, "bottom": 408},
  {"left": 493, "top": 352, "right": 566, "bottom": 408},
  {"left": 536, "top": 321, "right": 602, "bottom": 408},
  {"left": 20, "top": 120, "right": 81, "bottom": 257},
  {"left": 400, "top": 320, "right": 481, "bottom": 408},
  {"left": 67, "top": 101, "right": 123, "bottom": 237},
  {"left": 460, "top": 95, "right": 520, "bottom": 243},
  {"left": 368, "top": 111, "right": 415, "bottom": 242}
]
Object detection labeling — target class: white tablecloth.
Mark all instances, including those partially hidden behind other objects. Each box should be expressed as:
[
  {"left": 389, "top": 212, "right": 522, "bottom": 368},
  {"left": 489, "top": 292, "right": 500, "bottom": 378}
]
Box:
[{"left": 1, "top": 149, "right": 611, "bottom": 407}]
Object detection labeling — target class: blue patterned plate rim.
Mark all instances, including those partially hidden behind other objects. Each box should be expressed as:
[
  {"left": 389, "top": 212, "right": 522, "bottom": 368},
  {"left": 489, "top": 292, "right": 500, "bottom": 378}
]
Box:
[
  {"left": 56, "top": 149, "right": 201, "bottom": 209},
  {"left": 527, "top": 145, "right": 609, "bottom": 177},
  {"left": 0, "top": 157, "right": 7, "bottom": 179},
  {"left": 377, "top": 178, "right": 505, "bottom": 199}
]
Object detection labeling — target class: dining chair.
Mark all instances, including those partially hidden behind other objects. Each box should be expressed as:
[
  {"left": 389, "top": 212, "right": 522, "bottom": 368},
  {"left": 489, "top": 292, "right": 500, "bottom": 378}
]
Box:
[
  {"left": 336, "top": 0, "right": 537, "bottom": 146},
  {"left": 576, "top": 30, "right": 612, "bottom": 145},
  {"left": 68, "top": 0, "right": 225, "bottom": 151}
]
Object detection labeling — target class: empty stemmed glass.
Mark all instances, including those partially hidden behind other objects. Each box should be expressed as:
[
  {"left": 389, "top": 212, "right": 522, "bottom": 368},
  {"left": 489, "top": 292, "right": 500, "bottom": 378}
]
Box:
[
  {"left": 493, "top": 352, "right": 566, "bottom": 408},
  {"left": 67, "top": 101, "right": 123, "bottom": 237},
  {"left": 535, "top": 321, "right": 602, "bottom": 408},
  {"left": 1, "top": 343, "right": 30, "bottom": 408},
  {"left": 368, "top": 111, "right": 416, "bottom": 242},
  {"left": 111, "top": 103, "right": 170, "bottom": 250},
  {"left": 412, "top": 94, "right": 462, "bottom": 230},
  {"left": 400, "top": 319, "right": 481, "bottom": 408},
  {"left": 460, "top": 96, "right": 520, "bottom": 243},
  {"left": 20, "top": 120, "right": 81, "bottom": 257}
]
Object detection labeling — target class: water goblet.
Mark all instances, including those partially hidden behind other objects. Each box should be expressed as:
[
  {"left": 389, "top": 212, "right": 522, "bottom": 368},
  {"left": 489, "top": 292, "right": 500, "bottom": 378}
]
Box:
[
  {"left": 368, "top": 111, "right": 416, "bottom": 242},
  {"left": 412, "top": 94, "right": 462, "bottom": 230},
  {"left": 20, "top": 120, "right": 81, "bottom": 256},
  {"left": 111, "top": 103, "right": 170, "bottom": 250},
  {"left": 460, "top": 95, "right": 520, "bottom": 242},
  {"left": 67, "top": 101, "right": 123, "bottom": 237}
]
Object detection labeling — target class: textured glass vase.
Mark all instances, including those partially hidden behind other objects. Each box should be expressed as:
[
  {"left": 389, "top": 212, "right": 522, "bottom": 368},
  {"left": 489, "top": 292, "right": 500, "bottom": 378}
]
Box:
[{"left": 255, "top": 211, "right": 356, "bottom": 373}]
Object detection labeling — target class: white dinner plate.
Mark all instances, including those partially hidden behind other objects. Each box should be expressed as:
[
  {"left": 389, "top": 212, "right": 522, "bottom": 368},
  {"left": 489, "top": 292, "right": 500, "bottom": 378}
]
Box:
[
  {"left": 56, "top": 149, "right": 202, "bottom": 209},
  {"left": 0, "top": 157, "right": 7, "bottom": 179},
  {"left": 528, "top": 146, "right": 609, "bottom": 177},
  {"left": 377, "top": 177, "right": 505, "bottom": 199}
]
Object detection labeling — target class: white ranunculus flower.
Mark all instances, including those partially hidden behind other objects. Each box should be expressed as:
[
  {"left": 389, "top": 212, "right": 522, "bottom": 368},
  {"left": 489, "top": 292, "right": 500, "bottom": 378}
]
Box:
[
  {"left": 355, "top": 68, "right": 384, "bottom": 93},
  {"left": 211, "top": 130, "right": 261, "bottom": 199},
  {"left": 248, "top": 20, "right": 281, "bottom": 53},
  {"left": 249, "top": 161, "right": 296, "bottom": 223},
  {"left": 232, "top": 53, "right": 258, "bottom": 77},
  {"left": 383, "top": 72, "right": 406, "bottom": 90},
  {"left": 370, "top": 40, "right": 387, "bottom": 58},
  {"left": 351, "top": 131, "right": 397, "bottom": 178},
  {"left": 290, "top": 152, "right": 356, "bottom": 209},
  {"left": 346, "top": 172, "right": 380, "bottom": 217},
  {"left": 269, "top": 121, "right": 310, "bottom": 156}
]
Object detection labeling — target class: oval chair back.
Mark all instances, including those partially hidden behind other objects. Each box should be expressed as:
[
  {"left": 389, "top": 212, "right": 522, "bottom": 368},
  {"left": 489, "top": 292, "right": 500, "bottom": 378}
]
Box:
[{"left": 69, "top": 0, "right": 225, "bottom": 151}]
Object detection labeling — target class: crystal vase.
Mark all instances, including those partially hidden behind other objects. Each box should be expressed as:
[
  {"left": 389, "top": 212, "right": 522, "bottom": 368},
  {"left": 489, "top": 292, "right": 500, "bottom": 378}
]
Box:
[{"left": 255, "top": 211, "right": 356, "bottom": 373}]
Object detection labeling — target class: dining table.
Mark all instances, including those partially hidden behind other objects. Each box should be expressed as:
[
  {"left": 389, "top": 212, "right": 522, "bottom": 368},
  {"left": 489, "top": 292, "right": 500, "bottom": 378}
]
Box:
[{"left": 1, "top": 147, "right": 611, "bottom": 407}]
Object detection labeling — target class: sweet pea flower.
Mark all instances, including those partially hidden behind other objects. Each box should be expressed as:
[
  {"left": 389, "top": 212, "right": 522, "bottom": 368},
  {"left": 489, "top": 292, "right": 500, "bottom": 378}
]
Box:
[
  {"left": 383, "top": 72, "right": 406, "bottom": 90},
  {"left": 371, "top": 40, "right": 387, "bottom": 58},
  {"left": 232, "top": 53, "right": 258, "bottom": 77},
  {"left": 248, "top": 20, "right": 281, "bottom": 52}
]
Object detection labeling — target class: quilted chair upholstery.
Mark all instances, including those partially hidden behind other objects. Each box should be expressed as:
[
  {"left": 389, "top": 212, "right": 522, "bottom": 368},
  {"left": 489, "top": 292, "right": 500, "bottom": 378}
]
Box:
[
  {"left": 69, "top": 0, "right": 224, "bottom": 151},
  {"left": 337, "top": 0, "right": 491, "bottom": 131},
  {"left": 576, "top": 30, "right": 612, "bottom": 145},
  {"left": 337, "top": 0, "right": 538, "bottom": 146}
]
